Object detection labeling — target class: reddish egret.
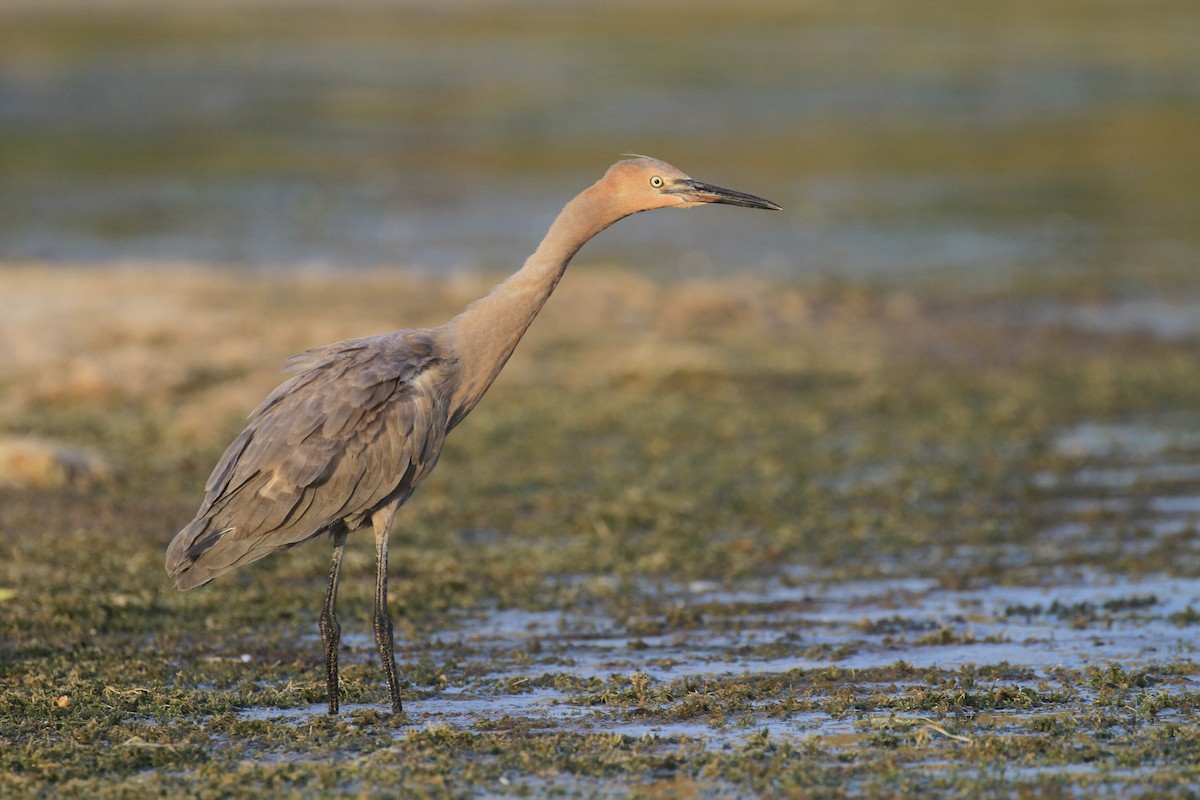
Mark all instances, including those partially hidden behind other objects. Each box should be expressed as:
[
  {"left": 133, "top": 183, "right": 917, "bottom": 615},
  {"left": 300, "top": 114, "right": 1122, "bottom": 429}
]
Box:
[{"left": 166, "top": 156, "right": 780, "bottom": 714}]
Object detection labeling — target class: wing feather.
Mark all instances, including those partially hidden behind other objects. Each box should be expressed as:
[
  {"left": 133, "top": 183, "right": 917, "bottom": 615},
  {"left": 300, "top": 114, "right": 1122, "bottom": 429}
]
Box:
[{"left": 166, "top": 330, "right": 456, "bottom": 589}]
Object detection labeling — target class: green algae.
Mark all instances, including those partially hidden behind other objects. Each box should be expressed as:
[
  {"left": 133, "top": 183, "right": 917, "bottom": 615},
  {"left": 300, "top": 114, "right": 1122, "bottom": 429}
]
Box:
[{"left": 2, "top": 264, "right": 1199, "bottom": 797}]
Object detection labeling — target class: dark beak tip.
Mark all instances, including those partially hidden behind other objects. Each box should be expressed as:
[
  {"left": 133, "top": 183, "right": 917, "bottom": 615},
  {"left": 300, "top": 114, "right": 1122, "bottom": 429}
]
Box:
[
  {"left": 718, "top": 195, "right": 783, "bottom": 211},
  {"left": 688, "top": 180, "right": 780, "bottom": 211}
]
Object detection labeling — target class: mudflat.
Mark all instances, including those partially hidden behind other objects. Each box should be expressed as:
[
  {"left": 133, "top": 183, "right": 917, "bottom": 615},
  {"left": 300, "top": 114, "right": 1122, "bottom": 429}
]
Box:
[{"left": 2, "top": 264, "right": 1198, "bottom": 796}]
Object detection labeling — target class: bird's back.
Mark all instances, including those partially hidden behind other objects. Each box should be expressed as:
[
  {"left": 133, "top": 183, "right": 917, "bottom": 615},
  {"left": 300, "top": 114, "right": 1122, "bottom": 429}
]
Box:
[{"left": 166, "top": 330, "right": 457, "bottom": 590}]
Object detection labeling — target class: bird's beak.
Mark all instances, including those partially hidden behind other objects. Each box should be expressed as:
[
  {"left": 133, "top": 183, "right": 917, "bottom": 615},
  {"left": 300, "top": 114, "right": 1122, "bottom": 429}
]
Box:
[{"left": 673, "top": 179, "right": 782, "bottom": 211}]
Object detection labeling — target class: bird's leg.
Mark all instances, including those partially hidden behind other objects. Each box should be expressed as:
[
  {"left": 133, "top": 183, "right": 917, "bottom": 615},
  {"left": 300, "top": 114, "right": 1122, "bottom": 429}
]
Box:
[
  {"left": 319, "top": 527, "right": 348, "bottom": 715},
  {"left": 372, "top": 505, "right": 403, "bottom": 714}
]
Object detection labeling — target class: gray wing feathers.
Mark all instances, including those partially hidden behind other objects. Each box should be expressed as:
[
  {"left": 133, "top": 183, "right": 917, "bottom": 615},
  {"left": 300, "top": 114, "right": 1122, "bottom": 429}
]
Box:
[{"left": 166, "top": 331, "right": 454, "bottom": 590}]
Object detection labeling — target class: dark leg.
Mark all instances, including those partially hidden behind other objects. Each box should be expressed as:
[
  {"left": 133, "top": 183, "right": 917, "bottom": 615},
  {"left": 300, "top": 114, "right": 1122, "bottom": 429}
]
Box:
[
  {"left": 372, "top": 504, "right": 403, "bottom": 714},
  {"left": 319, "top": 527, "right": 349, "bottom": 715}
]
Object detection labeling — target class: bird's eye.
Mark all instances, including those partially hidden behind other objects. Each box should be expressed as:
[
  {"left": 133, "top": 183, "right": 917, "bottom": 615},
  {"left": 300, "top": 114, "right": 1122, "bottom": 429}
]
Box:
[{"left": 650, "top": 175, "right": 664, "bottom": 188}]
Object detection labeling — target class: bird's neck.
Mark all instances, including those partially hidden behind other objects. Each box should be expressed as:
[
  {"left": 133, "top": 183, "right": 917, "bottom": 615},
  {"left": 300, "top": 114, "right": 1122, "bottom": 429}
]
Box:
[{"left": 442, "top": 179, "right": 626, "bottom": 428}]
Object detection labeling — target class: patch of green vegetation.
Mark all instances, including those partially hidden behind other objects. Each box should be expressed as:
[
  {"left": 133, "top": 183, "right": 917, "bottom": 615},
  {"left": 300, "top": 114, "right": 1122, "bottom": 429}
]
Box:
[{"left": 2, "top": 263, "right": 1200, "bottom": 797}]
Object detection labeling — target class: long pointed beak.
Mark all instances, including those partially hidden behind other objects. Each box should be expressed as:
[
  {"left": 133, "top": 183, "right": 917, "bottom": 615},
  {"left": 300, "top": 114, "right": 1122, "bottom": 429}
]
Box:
[{"left": 678, "top": 179, "right": 782, "bottom": 211}]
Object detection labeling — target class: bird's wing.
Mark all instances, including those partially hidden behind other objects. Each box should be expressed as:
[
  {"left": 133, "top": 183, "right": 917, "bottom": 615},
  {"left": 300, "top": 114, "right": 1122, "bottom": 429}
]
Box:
[{"left": 166, "top": 330, "right": 456, "bottom": 588}]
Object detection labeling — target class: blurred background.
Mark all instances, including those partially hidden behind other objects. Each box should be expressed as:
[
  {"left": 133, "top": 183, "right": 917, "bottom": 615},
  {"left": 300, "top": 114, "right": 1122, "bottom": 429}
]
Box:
[{"left": 1, "top": 0, "right": 1197, "bottom": 289}]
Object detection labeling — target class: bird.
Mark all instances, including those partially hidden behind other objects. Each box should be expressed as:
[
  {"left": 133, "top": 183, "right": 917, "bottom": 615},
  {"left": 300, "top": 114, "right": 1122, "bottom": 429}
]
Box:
[{"left": 165, "top": 156, "right": 780, "bottom": 715}]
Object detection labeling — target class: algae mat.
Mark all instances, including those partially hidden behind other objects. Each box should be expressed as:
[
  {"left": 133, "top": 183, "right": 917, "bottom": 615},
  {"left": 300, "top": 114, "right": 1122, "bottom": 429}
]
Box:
[{"left": 1, "top": 267, "right": 1198, "bottom": 797}]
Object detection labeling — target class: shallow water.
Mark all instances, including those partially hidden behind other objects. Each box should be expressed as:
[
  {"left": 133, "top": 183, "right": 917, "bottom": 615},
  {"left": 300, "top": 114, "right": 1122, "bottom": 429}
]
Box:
[
  {"left": 238, "top": 570, "right": 1199, "bottom": 752},
  {"left": 2, "top": 1, "right": 1197, "bottom": 285}
]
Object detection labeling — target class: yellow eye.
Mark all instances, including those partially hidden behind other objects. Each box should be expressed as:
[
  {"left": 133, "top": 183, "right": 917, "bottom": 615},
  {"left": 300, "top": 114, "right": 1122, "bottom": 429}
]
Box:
[{"left": 650, "top": 175, "right": 664, "bottom": 188}]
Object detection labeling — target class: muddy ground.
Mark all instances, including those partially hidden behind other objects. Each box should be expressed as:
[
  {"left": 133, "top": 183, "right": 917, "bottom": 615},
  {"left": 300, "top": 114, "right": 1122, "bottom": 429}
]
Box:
[{"left": 1, "top": 266, "right": 1197, "bottom": 797}]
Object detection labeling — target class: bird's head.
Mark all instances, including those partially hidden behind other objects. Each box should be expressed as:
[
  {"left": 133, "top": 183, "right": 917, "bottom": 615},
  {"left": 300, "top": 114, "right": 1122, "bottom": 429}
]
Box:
[{"left": 603, "top": 155, "right": 781, "bottom": 213}]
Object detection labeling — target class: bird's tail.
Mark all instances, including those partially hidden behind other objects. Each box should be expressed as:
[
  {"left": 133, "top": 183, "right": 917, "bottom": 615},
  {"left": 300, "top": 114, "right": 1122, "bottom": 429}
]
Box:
[{"left": 165, "top": 518, "right": 234, "bottom": 591}]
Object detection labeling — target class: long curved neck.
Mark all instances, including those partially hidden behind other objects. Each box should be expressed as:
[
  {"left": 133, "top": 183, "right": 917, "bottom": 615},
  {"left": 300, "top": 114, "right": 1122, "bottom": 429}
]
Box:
[{"left": 442, "top": 178, "right": 627, "bottom": 428}]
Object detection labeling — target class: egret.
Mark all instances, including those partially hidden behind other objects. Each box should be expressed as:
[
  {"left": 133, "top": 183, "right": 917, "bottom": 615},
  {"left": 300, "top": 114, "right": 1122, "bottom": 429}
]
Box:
[{"left": 166, "top": 156, "right": 780, "bottom": 714}]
